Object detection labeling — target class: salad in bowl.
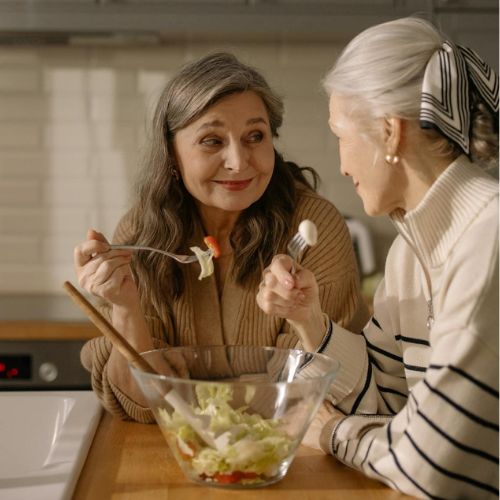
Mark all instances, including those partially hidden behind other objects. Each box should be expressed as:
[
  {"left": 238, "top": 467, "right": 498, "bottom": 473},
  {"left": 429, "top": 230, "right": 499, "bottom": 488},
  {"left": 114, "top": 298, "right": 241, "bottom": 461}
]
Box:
[{"left": 130, "top": 345, "right": 339, "bottom": 488}]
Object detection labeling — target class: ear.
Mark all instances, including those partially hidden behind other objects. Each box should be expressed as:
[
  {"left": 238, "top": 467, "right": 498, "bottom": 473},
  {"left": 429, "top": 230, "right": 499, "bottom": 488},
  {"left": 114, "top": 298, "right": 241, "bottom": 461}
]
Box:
[{"left": 382, "top": 116, "right": 402, "bottom": 155}]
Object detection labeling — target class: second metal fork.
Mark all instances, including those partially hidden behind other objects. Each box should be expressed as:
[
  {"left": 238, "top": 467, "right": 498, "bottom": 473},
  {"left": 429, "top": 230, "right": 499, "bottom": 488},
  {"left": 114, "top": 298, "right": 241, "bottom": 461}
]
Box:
[{"left": 286, "top": 232, "right": 309, "bottom": 273}]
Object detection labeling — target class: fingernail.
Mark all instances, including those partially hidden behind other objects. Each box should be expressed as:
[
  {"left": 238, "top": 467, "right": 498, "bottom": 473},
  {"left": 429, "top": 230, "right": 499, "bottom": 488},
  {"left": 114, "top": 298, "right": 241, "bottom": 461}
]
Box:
[{"left": 283, "top": 278, "right": 294, "bottom": 288}]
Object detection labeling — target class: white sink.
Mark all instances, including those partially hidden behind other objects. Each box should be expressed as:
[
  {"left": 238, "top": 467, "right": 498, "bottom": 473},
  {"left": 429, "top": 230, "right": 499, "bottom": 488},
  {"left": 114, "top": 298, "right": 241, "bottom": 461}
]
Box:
[{"left": 0, "top": 391, "right": 102, "bottom": 500}]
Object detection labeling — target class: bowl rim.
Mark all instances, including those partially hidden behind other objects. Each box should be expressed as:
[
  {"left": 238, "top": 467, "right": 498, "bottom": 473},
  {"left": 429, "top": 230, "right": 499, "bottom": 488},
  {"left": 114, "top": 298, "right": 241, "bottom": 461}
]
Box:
[{"left": 129, "top": 344, "right": 340, "bottom": 387}]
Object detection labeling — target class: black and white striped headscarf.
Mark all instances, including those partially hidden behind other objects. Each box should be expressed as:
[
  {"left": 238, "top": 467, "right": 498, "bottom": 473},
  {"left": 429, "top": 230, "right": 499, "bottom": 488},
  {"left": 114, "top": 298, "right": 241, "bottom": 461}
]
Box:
[{"left": 420, "top": 41, "right": 499, "bottom": 154}]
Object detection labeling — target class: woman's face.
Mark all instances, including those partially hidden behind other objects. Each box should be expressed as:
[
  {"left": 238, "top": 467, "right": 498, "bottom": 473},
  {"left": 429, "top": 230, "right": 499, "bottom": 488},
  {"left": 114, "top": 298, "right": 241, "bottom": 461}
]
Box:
[
  {"left": 173, "top": 91, "right": 275, "bottom": 217},
  {"left": 328, "top": 93, "right": 406, "bottom": 216}
]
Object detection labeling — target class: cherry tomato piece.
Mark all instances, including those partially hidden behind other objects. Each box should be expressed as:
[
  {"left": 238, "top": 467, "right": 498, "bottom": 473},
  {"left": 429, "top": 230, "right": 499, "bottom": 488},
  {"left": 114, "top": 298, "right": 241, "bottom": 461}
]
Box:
[
  {"left": 203, "top": 235, "right": 221, "bottom": 258},
  {"left": 212, "top": 471, "right": 259, "bottom": 484}
]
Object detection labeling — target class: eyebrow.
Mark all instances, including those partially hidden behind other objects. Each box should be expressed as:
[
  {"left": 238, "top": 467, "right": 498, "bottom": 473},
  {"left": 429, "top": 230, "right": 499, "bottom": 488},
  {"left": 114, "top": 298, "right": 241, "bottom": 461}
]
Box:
[{"left": 196, "top": 117, "right": 268, "bottom": 132}]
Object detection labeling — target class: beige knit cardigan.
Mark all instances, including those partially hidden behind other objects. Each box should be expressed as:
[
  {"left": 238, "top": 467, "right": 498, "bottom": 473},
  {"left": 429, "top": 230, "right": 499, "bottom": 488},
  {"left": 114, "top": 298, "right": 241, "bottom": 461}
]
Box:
[{"left": 81, "top": 187, "right": 369, "bottom": 422}]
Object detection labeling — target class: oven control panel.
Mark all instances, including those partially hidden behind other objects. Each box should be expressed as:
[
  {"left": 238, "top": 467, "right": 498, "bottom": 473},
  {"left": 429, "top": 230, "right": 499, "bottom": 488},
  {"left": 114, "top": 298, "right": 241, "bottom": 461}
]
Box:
[
  {"left": 0, "top": 340, "right": 91, "bottom": 390},
  {"left": 0, "top": 354, "right": 31, "bottom": 380}
]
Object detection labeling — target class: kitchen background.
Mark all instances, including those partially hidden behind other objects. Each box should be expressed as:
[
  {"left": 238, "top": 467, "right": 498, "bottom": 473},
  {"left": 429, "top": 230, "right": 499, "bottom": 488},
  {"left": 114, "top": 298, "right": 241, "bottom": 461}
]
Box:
[{"left": 0, "top": 0, "right": 498, "bottom": 321}]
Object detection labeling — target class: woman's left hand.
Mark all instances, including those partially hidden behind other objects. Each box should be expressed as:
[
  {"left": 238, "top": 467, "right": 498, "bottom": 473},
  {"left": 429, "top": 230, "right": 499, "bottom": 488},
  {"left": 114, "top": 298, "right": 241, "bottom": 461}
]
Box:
[{"left": 256, "top": 254, "right": 326, "bottom": 350}]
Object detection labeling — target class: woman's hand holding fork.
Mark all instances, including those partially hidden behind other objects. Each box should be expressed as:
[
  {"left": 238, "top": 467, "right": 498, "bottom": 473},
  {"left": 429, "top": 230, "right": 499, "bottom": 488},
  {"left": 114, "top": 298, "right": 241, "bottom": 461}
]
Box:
[
  {"left": 74, "top": 229, "right": 139, "bottom": 309},
  {"left": 256, "top": 254, "right": 326, "bottom": 352}
]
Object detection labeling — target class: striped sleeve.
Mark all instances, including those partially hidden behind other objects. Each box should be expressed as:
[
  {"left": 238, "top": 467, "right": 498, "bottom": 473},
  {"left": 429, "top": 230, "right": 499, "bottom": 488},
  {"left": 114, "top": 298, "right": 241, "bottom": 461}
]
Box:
[{"left": 320, "top": 277, "right": 409, "bottom": 413}]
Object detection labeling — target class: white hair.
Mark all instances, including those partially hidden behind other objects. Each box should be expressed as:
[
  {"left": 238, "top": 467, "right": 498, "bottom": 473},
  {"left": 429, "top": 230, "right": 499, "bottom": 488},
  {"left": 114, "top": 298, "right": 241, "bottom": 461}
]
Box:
[{"left": 323, "top": 17, "right": 443, "bottom": 121}]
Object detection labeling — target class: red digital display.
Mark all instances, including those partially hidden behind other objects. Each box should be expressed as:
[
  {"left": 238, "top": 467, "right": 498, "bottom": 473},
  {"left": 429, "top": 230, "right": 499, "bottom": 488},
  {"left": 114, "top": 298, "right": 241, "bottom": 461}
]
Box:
[{"left": 0, "top": 355, "right": 31, "bottom": 380}]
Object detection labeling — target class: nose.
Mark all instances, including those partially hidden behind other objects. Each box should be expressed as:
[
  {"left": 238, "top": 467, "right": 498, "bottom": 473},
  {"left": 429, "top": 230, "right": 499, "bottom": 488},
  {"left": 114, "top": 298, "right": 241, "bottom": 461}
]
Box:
[
  {"left": 340, "top": 164, "right": 349, "bottom": 177},
  {"left": 224, "top": 141, "right": 248, "bottom": 172}
]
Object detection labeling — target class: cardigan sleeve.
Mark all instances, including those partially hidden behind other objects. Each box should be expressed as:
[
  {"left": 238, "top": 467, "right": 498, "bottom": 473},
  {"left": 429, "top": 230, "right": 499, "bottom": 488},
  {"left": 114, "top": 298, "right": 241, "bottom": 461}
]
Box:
[
  {"left": 80, "top": 314, "right": 169, "bottom": 423},
  {"left": 317, "top": 244, "right": 499, "bottom": 498}
]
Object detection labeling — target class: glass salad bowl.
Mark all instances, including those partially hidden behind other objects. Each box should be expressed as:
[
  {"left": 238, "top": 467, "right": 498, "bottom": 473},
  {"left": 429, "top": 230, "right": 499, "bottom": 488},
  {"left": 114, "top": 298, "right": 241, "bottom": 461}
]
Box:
[{"left": 130, "top": 345, "right": 340, "bottom": 488}]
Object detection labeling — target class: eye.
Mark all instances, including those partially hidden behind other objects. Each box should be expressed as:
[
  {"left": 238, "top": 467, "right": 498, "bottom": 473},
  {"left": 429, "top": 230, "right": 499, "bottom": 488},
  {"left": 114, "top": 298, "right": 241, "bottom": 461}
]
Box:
[
  {"left": 200, "top": 136, "right": 223, "bottom": 147},
  {"left": 247, "top": 131, "right": 264, "bottom": 143}
]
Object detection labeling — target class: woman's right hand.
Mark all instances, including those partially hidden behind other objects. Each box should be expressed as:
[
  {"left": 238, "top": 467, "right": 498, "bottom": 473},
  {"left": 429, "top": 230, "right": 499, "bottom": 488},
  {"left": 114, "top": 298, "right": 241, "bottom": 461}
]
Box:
[{"left": 74, "top": 228, "right": 139, "bottom": 308}]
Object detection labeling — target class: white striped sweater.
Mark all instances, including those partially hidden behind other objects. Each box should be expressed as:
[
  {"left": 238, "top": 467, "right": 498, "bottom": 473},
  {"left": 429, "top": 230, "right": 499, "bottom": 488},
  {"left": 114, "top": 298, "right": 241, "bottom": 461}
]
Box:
[{"left": 318, "top": 156, "right": 499, "bottom": 499}]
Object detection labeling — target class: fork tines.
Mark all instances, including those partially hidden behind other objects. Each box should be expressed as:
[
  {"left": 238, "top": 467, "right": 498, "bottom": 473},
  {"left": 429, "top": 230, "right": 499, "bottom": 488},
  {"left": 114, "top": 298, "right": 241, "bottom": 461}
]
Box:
[{"left": 287, "top": 232, "right": 308, "bottom": 261}]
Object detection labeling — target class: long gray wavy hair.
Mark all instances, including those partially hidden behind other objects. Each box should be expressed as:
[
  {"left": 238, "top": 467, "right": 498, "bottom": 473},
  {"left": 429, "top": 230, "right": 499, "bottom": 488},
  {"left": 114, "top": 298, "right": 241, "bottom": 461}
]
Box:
[
  {"left": 125, "top": 52, "right": 319, "bottom": 318},
  {"left": 323, "top": 17, "right": 498, "bottom": 171}
]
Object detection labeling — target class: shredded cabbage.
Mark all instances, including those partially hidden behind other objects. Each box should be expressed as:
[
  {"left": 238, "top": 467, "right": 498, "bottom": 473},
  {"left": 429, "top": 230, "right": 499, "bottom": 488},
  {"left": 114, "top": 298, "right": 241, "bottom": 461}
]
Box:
[
  {"left": 157, "top": 383, "right": 295, "bottom": 483},
  {"left": 189, "top": 246, "right": 214, "bottom": 280}
]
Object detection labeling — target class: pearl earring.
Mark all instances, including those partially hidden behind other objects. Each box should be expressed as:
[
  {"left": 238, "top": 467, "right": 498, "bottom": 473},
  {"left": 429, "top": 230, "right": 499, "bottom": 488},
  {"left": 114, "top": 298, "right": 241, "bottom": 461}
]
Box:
[
  {"left": 385, "top": 154, "right": 400, "bottom": 164},
  {"left": 170, "top": 166, "right": 180, "bottom": 181}
]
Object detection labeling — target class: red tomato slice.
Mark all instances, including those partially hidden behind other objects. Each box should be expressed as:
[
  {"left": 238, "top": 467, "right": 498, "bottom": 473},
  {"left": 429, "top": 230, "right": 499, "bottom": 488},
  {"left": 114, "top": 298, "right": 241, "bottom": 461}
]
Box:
[
  {"left": 212, "top": 471, "right": 259, "bottom": 484},
  {"left": 203, "top": 235, "right": 221, "bottom": 258}
]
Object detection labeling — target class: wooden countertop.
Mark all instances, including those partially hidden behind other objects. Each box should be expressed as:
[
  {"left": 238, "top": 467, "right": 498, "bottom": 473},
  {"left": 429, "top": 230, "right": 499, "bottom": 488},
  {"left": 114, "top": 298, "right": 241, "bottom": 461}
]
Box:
[
  {"left": 74, "top": 413, "right": 413, "bottom": 500},
  {"left": 0, "top": 321, "right": 100, "bottom": 340}
]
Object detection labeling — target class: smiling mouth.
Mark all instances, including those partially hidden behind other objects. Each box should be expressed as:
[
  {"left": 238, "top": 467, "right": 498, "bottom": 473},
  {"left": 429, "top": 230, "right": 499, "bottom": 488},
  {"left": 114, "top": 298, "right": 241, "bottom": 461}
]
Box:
[{"left": 214, "top": 179, "right": 253, "bottom": 191}]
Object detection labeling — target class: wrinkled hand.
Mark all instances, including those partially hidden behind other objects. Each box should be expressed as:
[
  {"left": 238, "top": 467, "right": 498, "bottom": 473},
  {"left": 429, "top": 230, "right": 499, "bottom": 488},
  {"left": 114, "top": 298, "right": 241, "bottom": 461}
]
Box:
[
  {"left": 301, "top": 401, "right": 345, "bottom": 451},
  {"left": 256, "top": 254, "right": 322, "bottom": 325},
  {"left": 73, "top": 229, "right": 139, "bottom": 307},
  {"left": 256, "top": 254, "right": 326, "bottom": 350}
]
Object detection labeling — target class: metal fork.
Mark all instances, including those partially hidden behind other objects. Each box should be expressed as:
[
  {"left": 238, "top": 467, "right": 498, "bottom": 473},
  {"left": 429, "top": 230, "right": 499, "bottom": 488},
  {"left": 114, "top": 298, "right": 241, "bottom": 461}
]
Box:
[
  {"left": 110, "top": 244, "right": 201, "bottom": 264},
  {"left": 287, "top": 232, "right": 309, "bottom": 273}
]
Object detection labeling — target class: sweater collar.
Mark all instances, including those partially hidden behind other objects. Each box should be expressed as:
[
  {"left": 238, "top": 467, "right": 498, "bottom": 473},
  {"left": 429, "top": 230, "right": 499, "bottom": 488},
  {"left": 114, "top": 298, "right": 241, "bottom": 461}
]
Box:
[{"left": 390, "top": 155, "right": 498, "bottom": 268}]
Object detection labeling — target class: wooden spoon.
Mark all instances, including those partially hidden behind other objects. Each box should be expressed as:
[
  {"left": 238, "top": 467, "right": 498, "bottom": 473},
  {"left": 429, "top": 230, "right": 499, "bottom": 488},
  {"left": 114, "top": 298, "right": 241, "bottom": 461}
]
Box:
[{"left": 62, "top": 281, "right": 218, "bottom": 448}]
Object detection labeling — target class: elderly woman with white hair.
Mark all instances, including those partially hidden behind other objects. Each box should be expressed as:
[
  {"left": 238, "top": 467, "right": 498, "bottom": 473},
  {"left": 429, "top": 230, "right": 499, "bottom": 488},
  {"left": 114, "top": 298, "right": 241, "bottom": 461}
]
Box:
[{"left": 257, "top": 17, "right": 498, "bottom": 499}]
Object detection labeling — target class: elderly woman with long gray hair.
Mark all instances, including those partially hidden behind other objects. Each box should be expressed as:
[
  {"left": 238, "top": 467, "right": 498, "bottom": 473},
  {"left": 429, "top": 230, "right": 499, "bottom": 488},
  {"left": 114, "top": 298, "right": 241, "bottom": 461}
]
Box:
[
  {"left": 258, "top": 16, "right": 498, "bottom": 499},
  {"left": 73, "top": 52, "right": 368, "bottom": 423}
]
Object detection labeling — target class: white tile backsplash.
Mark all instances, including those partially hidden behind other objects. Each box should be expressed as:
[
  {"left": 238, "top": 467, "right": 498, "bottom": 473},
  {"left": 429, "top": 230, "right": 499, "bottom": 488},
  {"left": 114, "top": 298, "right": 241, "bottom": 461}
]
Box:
[
  {"left": 0, "top": 180, "right": 40, "bottom": 206},
  {"left": 0, "top": 96, "right": 46, "bottom": 120},
  {"left": 0, "top": 123, "right": 40, "bottom": 148},
  {"left": 137, "top": 70, "right": 171, "bottom": 97},
  {"left": 87, "top": 68, "right": 137, "bottom": 95},
  {"left": 0, "top": 152, "right": 46, "bottom": 177},
  {"left": 0, "top": 68, "right": 40, "bottom": 92},
  {"left": 0, "top": 235, "right": 39, "bottom": 264},
  {"left": 42, "top": 153, "right": 90, "bottom": 177}
]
